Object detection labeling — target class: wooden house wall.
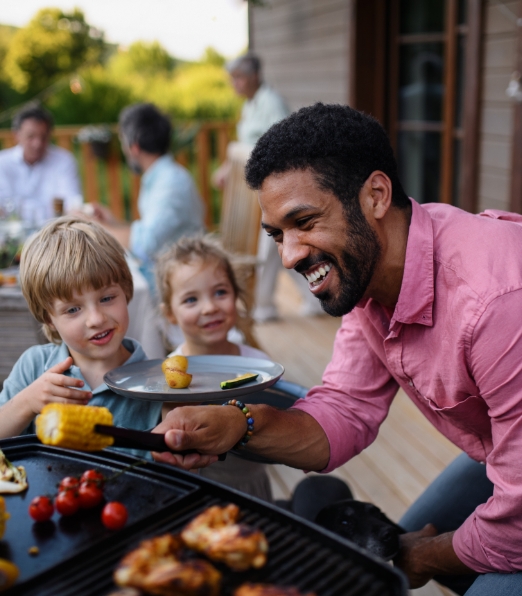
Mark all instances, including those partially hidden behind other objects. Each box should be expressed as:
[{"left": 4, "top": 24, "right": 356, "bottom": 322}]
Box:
[
  {"left": 478, "top": 1, "right": 519, "bottom": 212},
  {"left": 249, "top": 0, "right": 354, "bottom": 111},
  {"left": 250, "top": 0, "right": 520, "bottom": 214}
]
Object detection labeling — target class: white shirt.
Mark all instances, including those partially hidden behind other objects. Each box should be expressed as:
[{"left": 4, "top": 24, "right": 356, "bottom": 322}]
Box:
[
  {"left": 169, "top": 343, "right": 270, "bottom": 360},
  {"left": 0, "top": 144, "right": 82, "bottom": 226},
  {"left": 237, "top": 84, "right": 290, "bottom": 146}
]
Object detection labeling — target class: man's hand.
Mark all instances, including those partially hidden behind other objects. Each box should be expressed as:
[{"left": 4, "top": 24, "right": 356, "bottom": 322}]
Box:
[
  {"left": 394, "top": 525, "right": 474, "bottom": 588},
  {"left": 16, "top": 357, "right": 91, "bottom": 415},
  {"left": 211, "top": 161, "right": 231, "bottom": 190},
  {"left": 152, "top": 403, "right": 330, "bottom": 472},
  {"left": 151, "top": 404, "right": 247, "bottom": 469},
  {"left": 89, "top": 203, "right": 117, "bottom": 225}
]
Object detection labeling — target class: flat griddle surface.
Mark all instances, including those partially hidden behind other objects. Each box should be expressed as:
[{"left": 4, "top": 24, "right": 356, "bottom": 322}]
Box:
[{"left": 0, "top": 436, "right": 408, "bottom": 596}]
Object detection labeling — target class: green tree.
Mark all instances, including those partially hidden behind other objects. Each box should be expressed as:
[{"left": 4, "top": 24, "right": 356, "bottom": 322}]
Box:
[
  {"left": 4, "top": 8, "right": 106, "bottom": 95},
  {"left": 109, "top": 41, "right": 175, "bottom": 77},
  {"left": 201, "top": 47, "right": 226, "bottom": 68},
  {"left": 46, "top": 67, "right": 135, "bottom": 125},
  {"left": 0, "top": 25, "right": 25, "bottom": 114}
]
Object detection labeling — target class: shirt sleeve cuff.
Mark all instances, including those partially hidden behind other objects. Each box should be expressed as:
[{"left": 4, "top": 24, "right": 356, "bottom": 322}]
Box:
[
  {"left": 290, "top": 399, "right": 355, "bottom": 473},
  {"left": 453, "top": 515, "right": 519, "bottom": 573}
]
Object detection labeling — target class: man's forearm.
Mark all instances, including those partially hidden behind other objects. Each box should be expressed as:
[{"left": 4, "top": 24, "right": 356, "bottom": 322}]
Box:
[
  {"left": 395, "top": 528, "right": 474, "bottom": 588},
  {"left": 245, "top": 405, "right": 330, "bottom": 470}
]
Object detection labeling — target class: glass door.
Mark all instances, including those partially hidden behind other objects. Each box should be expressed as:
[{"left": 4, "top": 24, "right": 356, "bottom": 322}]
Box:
[{"left": 388, "top": 0, "right": 469, "bottom": 205}]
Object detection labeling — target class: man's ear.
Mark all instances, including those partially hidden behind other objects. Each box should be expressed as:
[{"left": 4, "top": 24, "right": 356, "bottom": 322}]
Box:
[
  {"left": 128, "top": 142, "right": 141, "bottom": 159},
  {"left": 160, "top": 302, "right": 177, "bottom": 325},
  {"left": 361, "top": 171, "right": 393, "bottom": 221}
]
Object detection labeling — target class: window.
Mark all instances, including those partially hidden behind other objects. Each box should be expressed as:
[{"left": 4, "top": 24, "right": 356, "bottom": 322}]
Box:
[{"left": 353, "top": 0, "right": 482, "bottom": 210}]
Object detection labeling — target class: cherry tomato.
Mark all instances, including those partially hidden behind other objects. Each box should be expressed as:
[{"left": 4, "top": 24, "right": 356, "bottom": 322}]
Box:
[
  {"left": 80, "top": 469, "right": 105, "bottom": 488},
  {"left": 58, "top": 476, "right": 80, "bottom": 492},
  {"left": 28, "top": 496, "right": 54, "bottom": 522},
  {"left": 78, "top": 482, "right": 104, "bottom": 509},
  {"left": 101, "top": 502, "right": 128, "bottom": 530},
  {"left": 55, "top": 490, "right": 80, "bottom": 516}
]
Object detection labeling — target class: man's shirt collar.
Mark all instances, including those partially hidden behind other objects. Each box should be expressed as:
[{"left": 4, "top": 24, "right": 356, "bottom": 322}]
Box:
[{"left": 390, "top": 199, "right": 434, "bottom": 327}]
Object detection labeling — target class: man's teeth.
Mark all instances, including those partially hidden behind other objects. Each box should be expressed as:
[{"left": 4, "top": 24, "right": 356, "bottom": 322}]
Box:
[{"left": 305, "top": 264, "right": 331, "bottom": 284}]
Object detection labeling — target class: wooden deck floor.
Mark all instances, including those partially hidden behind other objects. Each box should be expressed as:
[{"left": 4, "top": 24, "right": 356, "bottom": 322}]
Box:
[{"left": 254, "top": 271, "right": 461, "bottom": 596}]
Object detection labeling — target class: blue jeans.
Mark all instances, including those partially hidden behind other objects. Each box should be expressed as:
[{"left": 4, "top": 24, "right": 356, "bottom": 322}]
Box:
[{"left": 400, "top": 453, "right": 522, "bottom": 595}]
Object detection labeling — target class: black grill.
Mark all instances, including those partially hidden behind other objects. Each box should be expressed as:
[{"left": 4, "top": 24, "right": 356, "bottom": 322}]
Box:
[{"left": 1, "top": 436, "right": 407, "bottom": 596}]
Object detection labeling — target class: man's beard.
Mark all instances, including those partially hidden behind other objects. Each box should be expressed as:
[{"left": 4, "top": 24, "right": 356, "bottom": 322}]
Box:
[{"left": 296, "top": 206, "right": 382, "bottom": 317}]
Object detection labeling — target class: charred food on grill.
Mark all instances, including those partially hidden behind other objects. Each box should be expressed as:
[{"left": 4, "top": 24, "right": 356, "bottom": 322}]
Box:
[
  {"left": 234, "top": 584, "right": 317, "bottom": 596},
  {"left": 0, "top": 448, "right": 28, "bottom": 493},
  {"left": 113, "top": 533, "right": 221, "bottom": 596},
  {"left": 181, "top": 504, "right": 268, "bottom": 571}
]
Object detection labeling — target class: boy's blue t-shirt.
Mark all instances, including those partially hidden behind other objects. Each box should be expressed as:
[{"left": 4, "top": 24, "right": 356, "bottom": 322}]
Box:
[{"left": 0, "top": 337, "right": 163, "bottom": 459}]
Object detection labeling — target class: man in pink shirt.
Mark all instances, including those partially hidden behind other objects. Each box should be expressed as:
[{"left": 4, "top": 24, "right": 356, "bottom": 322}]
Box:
[{"left": 153, "top": 104, "right": 522, "bottom": 595}]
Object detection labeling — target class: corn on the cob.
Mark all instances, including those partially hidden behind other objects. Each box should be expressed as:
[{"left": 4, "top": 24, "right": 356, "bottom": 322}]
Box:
[
  {"left": 0, "top": 496, "right": 9, "bottom": 539},
  {"left": 0, "top": 558, "right": 19, "bottom": 591},
  {"left": 36, "top": 404, "right": 114, "bottom": 451}
]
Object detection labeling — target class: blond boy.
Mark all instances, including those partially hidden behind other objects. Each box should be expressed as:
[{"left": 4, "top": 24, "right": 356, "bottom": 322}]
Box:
[{"left": 0, "top": 217, "right": 162, "bottom": 452}]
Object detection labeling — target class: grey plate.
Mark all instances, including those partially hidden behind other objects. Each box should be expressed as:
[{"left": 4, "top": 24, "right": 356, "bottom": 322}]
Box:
[{"left": 103, "top": 355, "right": 285, "bottom": 403}]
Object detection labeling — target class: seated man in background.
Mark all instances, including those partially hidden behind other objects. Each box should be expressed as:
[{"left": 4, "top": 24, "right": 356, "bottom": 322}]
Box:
[
  {"left": 0, "top": 105, "right": 82, "bottom": 226},
  {"left": 90, "top": 103, "right": 204, "bottom": 291}
]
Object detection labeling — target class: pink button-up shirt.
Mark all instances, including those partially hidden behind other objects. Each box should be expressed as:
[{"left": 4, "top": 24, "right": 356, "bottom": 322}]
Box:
[{"left": 292, "top": 199, "right": 522, "bottom": 573}]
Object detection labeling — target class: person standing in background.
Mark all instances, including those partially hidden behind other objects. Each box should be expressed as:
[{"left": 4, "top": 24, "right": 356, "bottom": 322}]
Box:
[
  {"left": 213, "top": 54, "right": 323, "bottom": 321},
  {"left": 0, "top": 105, "right": 82, "bottom": 226},
  {"left": 89, "top": 103, "right": 205, "bottom": 292}
]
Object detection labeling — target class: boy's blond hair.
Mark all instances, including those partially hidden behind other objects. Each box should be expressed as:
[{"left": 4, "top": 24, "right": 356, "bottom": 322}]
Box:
[
  {"left": 156, "top": 235, "right": 257, "bottom": 346},
  {"left": 20, "top": 216, "right": 133, "bottom": 343}
]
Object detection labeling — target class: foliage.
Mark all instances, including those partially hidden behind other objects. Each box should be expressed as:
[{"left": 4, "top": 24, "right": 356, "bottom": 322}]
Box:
[
  {"left": 46, "top": 67, "right": 135, "bottom": 125},
  {"left": 104, "top": 45, "right": 241, "bottom": 121},
  {"left": 0, "top": 7, "right": 240, "bottom": 125},
  {"left": 109, "top": 41, "right": 175, "bottom": 77},
  {"left": 201, "top": 47, "right": 226, "bottom": 68},
  {"left": 3, "top": 8, "right": 106, "bottom": 95},
  {"left": 0, "top": 25, "right": 27, "bottom": 114}
]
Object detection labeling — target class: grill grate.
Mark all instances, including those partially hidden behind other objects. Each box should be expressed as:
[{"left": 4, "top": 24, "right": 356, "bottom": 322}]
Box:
[
  {"left": 15, "top": 494, "right": 405, "bottom": 596},
  {"left": 1, "top": 438, "right": 407, "bottom": 596}
]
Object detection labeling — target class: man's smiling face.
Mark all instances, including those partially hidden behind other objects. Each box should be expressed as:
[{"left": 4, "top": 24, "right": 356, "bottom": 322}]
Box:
[{"left": 259, "top": 168, "right": 382, "bottom": 317}]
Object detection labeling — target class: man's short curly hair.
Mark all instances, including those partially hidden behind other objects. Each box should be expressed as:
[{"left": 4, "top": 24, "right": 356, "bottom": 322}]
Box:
[{"left": 245, "top": 103, "right": 409, "bottom": 211}]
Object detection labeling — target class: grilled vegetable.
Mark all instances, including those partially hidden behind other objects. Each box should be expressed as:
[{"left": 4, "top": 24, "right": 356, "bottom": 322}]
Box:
[
  {"left": 162, "top": 355, "right": 188, "bottom": 374},
  {"left": 36, "top": 404, "right": 114, "bottom": 451},
  {"left": 164, "top": 369, "right": 193, "bottom": 389},
  {"left": 162, "top": 355, "right": 192, "bottom": 389},
  {"left": 220, "top": 373, "right": 258, "bottom": 390},
  {"left": 0, "top": 449, "right": 27, "bottom": 493},
  {"left": 0, "top": 497, "right": 9, "bottom": 538},
  {"left": 28, "top": 496, "right": 54, "bottom": 522},
  {"left": 0, "top": 559, "right": 18, "bottom": 591}
]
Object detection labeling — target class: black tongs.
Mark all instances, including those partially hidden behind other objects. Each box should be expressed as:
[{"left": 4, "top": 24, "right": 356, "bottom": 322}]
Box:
[{"left": 94, "top": 424, "right": 226, "bottom": 461}]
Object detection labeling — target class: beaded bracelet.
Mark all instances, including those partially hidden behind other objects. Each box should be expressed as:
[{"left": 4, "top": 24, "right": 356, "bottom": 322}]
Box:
[{"left": 222, "top": 399, "right": 254, "bottom": 448}]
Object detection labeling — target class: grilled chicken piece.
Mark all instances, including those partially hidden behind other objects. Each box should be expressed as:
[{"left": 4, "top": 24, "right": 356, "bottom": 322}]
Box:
[
  {"left": 234, "top": 585, "right": 317, "bottom": 596},
  {"left": 113, "top": 533, "right": 221, "bottom": 596},
  {"left": 181, "top": 504, "right": 268, "bottom": 571}
]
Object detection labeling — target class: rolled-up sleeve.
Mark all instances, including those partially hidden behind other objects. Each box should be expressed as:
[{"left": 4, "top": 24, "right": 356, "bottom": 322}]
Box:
[
  {"left": 291, "top": 311, "right": 399, "bottom": 472},
  {"left": 453, "top": 289, "right": 522, "bottom": 572}
]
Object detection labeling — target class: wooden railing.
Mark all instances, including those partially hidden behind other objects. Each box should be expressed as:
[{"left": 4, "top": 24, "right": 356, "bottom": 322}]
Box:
[{"left": 0, "top": 121, "right": 236, "bottom": 229}]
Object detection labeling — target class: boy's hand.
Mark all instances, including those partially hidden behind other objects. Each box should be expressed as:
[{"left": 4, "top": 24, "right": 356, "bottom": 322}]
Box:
[{"left": 19, "top": 357, "right": 92, "bottom": 415}]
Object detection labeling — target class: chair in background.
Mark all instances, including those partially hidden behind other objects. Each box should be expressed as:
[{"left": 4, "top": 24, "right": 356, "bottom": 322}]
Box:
[{"left": 218, "top": 142, "right": 262, "bottom": 349}]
